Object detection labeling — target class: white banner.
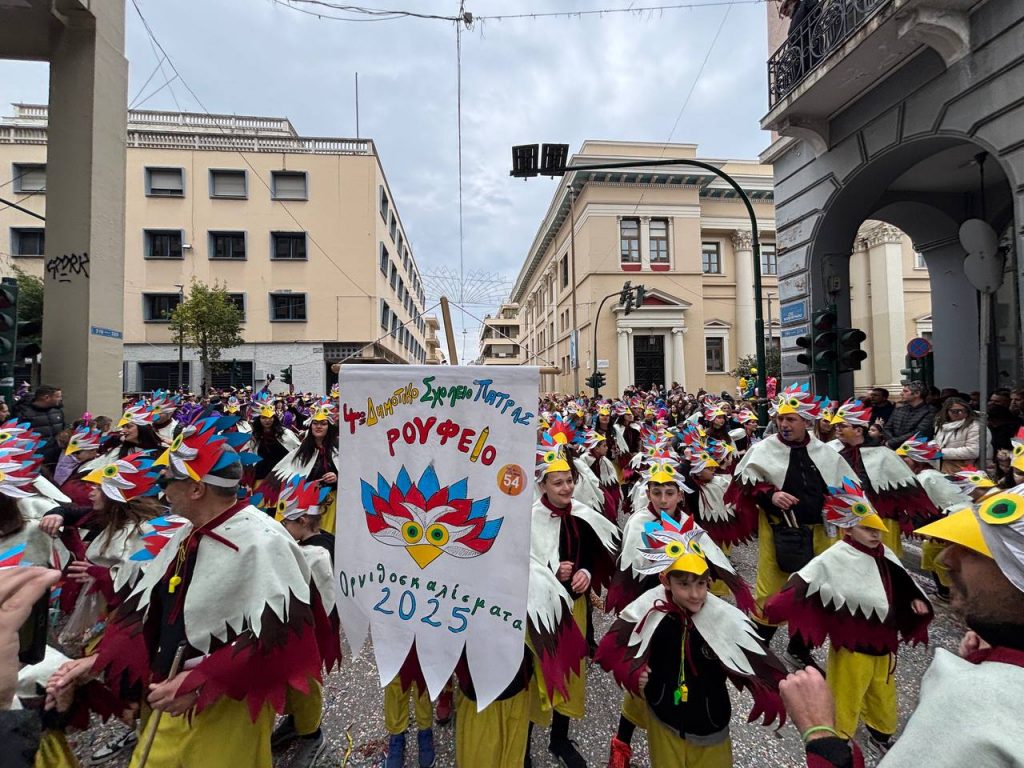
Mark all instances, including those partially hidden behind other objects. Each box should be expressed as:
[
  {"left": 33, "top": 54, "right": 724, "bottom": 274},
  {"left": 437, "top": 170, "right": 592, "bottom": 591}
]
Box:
[{"left": 336, "top": 365, "right": 539, "bottom": 707}]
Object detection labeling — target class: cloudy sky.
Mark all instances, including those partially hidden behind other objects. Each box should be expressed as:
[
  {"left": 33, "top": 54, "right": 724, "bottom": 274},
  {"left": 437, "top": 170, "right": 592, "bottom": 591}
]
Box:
[{"left": 0, "top": 0, "right": 773, "bottom": 361}]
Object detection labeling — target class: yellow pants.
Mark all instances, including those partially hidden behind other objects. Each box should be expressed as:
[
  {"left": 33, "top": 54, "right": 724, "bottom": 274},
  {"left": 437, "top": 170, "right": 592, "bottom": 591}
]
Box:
[
  {"left": 35, "top": 731, "right": 79, "bottom": 768},
  {"left": 755, "top": 512, "right": 834, "bottom": 624},
  {"left": 529, "top": 594, "right": 588, "bottom": 723},
  {"left": 921, "top": 540, "right": 952, "bottom": 587},
  {"left": 384, "top": 677, "right": 433, "bottom": 734},
  {"left": 646, "top": 713, "right": 732, "bottom": 768},
  {"left": 320, "top": 492, "right": 337, "bottom": 535},
  {"left": 826, "top": 647, "right": 897, "bottom": 739},
  {"left": 128, "top": 698, "right": 274, "bottom": 768},
  {"left": 620, "top": 690, "right": 649, "bottom": 729},
  {"left": 285, "top": 679, "right": 323, "bottom": 736},
  {"left": 881, "top": 518, "right": 902, "bottom": 559},
  {"left": 454, "top": 687, "right": 530, "bottom": 768}
]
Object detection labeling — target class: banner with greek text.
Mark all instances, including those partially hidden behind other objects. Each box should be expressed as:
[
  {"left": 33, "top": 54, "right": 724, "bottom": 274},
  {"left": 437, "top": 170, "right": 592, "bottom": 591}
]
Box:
[{"left": 336, "top": 365, "right": 539, "bottom": 707}]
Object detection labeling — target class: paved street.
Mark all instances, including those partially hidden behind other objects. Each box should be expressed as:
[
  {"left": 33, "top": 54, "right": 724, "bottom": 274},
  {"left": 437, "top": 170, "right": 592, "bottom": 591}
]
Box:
[{"left": 67, "top": 535, "right": 966, "bottom": 768}]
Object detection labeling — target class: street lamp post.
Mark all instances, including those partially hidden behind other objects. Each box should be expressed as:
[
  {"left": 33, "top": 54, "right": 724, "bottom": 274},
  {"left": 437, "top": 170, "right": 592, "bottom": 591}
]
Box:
[
  {"left": 512, "top": 145, "right": 769, "bottom": 423},
  {"left": 174, "top": 283, "right": 184, "bottom": 392}
]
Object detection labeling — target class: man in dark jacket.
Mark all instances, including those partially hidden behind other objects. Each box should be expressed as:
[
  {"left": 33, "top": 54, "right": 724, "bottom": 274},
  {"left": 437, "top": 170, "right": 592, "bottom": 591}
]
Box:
[
  {"left": 884, "top": 383, "right": 936, "bottom": 449},
  {"left": 13, "top": 385, "right": 65, "bottom": 471}
]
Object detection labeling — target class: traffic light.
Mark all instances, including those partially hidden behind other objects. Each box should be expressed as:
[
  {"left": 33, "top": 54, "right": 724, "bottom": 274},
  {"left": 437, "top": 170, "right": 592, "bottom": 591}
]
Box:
[
  {"left": 837, "top": 328, "right": 867, "bottom": 371},
  {"left": 634, "top": 284, "right": 646, "bottom": 307},
  {"left": 810, "top": 307, "right": 838, "bottom": 370},
  {"left": 586, "top": 371, "right": 606, "bottom": 396},
  {"left": 900, "top": 353, "right": 934, "bottom": 387},
  {"left": 280, "top": 365, "right": 293, "bottom": 386},
  {"left": 0, "top": 278, "right": 19, "bottom": 364},
  {"left": 619, "top": 281, "right": 634, "bottom": 315}
]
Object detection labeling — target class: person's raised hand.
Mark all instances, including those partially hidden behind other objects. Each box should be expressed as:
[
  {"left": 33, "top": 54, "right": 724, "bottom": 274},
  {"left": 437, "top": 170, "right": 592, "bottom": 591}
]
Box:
[
  {"left": 779, "top": 667, "right": 836, "bottom": 738},
  {"left": 0, "top": 566, "right": 61, "bottom": 709}
]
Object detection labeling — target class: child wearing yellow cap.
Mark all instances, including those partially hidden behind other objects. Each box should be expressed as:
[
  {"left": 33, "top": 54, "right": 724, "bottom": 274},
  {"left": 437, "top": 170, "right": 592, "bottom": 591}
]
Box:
[{"left": 764, "top": 478, "right": 933, "bottom": 757}]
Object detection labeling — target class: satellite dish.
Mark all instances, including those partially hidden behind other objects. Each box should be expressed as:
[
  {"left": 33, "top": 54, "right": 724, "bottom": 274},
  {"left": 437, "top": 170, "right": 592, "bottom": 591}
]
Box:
[{"left": 960, "top": 218, "right": 1003, "bottom": 294}]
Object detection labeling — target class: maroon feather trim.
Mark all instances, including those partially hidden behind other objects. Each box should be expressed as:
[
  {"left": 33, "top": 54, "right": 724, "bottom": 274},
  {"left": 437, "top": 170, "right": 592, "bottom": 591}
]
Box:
[
  {"left": 594, "top": 618, "right": 646, "bottom": 695},
  {"left": 605, "top": 568, "right": 651, "bottom": 615},
  {"left": 65, "top": 680, "right": 123, "bottom": 731},
  {"left": 698, "top": 513, "right": 758, "bottom": 547},
  {"left": 602, "top": 485, "right": 622, "bottom": 523},
  {"left": 92, "top": 596, "right": 151, "bottom": 693},
  {"left": 723, "top": 480, "right": 775, "bottom": 542},
  {"left": 310, "top": 588, "right": 342, "bottom": 673},
  {"left": 397, "top": 646, "right": 429, "bottom": 695},
  {"left": 529, "top": 605, "right": 588, "bottom": 702},
  {"left": 84, "top": 565, "right": 116, "bottom": 604},
  {"left": 868, "top": 485, "right": 940, "bottom": 533}
]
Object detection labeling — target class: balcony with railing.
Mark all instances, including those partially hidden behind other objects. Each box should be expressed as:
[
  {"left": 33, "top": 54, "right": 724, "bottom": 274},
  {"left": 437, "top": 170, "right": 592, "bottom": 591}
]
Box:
[{"left": 762, "top": 0, "right": 980, "bottom": 149}]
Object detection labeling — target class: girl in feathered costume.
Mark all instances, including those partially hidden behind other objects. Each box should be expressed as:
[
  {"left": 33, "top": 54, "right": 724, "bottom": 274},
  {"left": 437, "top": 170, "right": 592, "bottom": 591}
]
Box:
[
  {"left": 764, "top": 480, "right": 933, "bottom": 756},
  {"left": 268, "top": 475, "right": 341, "bottom": 766},
  {"left": 576, "top": 428, "right": 622, "bottom": 524},
  {"left": 830, "top": 399, "right": 942, "bottom": 557},
  {"left": 597, "top": 513, "right": 787, "bottom": 768},
  {"left": 604, "top": 453, "right": 752, "bottom": 768},
  {"left": 683, "top": 436, "right": 748, "bottom": 549},
  {"left": 530, "top": 429, "right": 619, "bottom": 768}
]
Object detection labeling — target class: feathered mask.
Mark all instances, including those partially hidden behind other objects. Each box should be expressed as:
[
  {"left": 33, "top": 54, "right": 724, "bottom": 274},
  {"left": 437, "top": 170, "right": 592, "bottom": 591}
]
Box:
[
  {"left": 0, "top": 440, "right": 43, "bottom": 499},
  {"left": 831, "top": 398, "right": 871, "bottom": 427},
  {"left": 65, "top": 426, "right": 103, "bottom": 456},
  {"left": 823, "top": 478, "right": 887, "bottom": 531},
  {"left": 685, "top": 445, "right": 719, "bottom": 475},
  {"left": 896, "top": 435, "right": 942, "bottom": 466},
  {"left": 309, "top": 398, "right": 337, "bottom": 424},
  {"left": 769, "top": 383, "right": 819, "bottom": 421},
  {"left": 949, "top": 466, "right": 995, "bottom": 494},
  {"left": 148, "top": 390, "right": 180, "bottom": 418},
  {"left": 276, "top": 475, "right": 331, "bottom": 521},
  {"left": 637, "top": 513, "right": 709, "bottom": 577},
  {"left": 154, "top": 415, "right": 255, "bottom": 486},
  {"left": 83, "top": 450, "right": 160, "bottom": 503},
  {"left": 1011, "top": 427, "right": 1024, "bottom": 472},
  {"left": 733, "top": 408, "right": 758, "bottom": 425},
  {"left": 818, "top": 399, "right": 838, "bottom": 422},
  {"left": 251, "top": 393, "right": 277, "bottom": 420},
  {"left": 582, "top": 429, "right": 607, "bottom": 451},
  {"left": 118, "top": 402, "right": 159, "bottom": 428}
]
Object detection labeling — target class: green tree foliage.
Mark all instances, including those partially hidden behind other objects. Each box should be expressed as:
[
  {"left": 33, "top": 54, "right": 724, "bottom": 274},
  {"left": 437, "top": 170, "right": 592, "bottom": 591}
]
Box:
[
  {"left": 169, "top": 279, "right": 244, "bottom": 393},
  {"left": 730, "top": 348, "right": 781, "bottom": 381}
]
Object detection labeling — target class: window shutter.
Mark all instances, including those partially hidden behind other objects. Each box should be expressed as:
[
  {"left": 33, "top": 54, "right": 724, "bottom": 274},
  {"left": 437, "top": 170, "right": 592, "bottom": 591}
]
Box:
[
  {"left": 212, "top": 171, "right": 246, "bottom": 197},
  {"left": 19, "top": 167, "right": 46, "bottom": 192},
  {"left": 149, "top": 169, "right": 183, "bottom": 194},
  {"left": 274, "top": 172, "right": 307, "bottom": 199}
]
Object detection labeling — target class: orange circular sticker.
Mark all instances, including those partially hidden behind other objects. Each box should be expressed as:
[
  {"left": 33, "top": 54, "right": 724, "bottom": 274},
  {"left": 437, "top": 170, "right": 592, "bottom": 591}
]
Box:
[{"left": 497, "top": 464, "right": 527, "bottom": 496}]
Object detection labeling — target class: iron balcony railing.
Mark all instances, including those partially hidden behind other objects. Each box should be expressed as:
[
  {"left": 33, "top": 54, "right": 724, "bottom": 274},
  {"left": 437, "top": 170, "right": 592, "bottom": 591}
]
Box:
[{"left": 767, "top": 0, "right": 892, "bottom": 108}]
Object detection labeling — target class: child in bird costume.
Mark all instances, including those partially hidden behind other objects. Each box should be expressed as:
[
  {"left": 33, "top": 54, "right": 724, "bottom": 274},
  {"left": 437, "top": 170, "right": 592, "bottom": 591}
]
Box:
[
  {"left": 596, "top": 513, "right": 787, "bottom": 767},
  {"left": 764, "top": 480, "right": 933, "bottom": 755}
]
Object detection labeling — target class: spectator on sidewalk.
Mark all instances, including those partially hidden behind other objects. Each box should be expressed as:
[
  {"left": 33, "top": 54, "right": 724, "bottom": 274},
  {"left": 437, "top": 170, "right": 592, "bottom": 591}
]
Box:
[
  {"left": 12, "top": 385, "right": 65, "bottom": 472},
  {"left": 884, "top": 383, "right": 936, "bottom": 449},
  {"left": 934, "top": 398, "right": 991, "bottom": 473},
  {"left": 867, "top": 387, "right": 894, "bottom": 425}
]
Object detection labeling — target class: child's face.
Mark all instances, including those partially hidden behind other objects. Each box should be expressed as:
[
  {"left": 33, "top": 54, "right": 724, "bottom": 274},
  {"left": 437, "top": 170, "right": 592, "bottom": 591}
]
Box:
[
  {"left": 847, "top": 524, "right": 883, "bottom": 548},
  {"left": 695, "top": 467, "right": 716, "bottom": 483},
  {"left": 666, "top": 571, "right": 709, "bottom": 614},
  {"left": 648, "top": 483, "right": 681, "bottom": 513},
  {"left": 591, "top": 441, "right": 608, "bottom": 459}
]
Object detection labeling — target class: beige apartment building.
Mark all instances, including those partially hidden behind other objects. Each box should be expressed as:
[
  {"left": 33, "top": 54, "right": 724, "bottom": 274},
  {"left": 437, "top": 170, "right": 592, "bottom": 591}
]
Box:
[
  {"left": 506, "top": 141, "right": 931, "bottom": 396},
  {"left": 476, "top": 302, "right": 521, "bottom": 365},
  {"left": 0, "top": 104, "right": 428, "bottom": 394}
]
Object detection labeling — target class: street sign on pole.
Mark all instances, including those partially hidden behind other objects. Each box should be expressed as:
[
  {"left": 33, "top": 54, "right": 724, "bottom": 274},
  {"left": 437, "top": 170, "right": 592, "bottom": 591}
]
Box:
[{"left": 906, "top": 337, "right": 932, "bottom": 360}]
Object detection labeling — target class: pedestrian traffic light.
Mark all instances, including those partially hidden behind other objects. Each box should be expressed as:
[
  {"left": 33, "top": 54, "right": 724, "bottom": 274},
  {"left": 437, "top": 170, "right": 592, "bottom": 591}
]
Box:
[
  {"left": 0, "top": 278, "right": 19, "bottom": 363},
  {"left": 586, "top": 371, "right": 606, "bottom": 396},
  {"left": 837, "top": 328, "right": 868, "bottom": 371},
  {"left": 634, "top": 285, "right": 646, "bottom": 307},
  {"left": 280, "top": 365, "right": 293, "bottom": 385},
  {"left": 619, "top": 281, "right": 634, "bottom": 315}
]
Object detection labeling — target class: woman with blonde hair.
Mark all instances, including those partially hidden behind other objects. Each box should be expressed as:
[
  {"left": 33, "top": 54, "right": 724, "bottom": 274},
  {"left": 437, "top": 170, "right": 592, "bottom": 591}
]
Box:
[{"left": 934, "top": 397, "right": 991, "bottom": 472}]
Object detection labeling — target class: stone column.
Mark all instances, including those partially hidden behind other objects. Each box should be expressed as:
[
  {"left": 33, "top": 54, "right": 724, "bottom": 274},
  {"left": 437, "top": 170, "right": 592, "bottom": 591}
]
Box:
[
  {"left": 41, "top": 2, "right": 128, "bottom": 419},
  {"left": 671, "top": 327, "right": 687, "bottom": 389},
  {"left": 640, "top": 216, "right": 651, "bottom": 270},
  {"left": 849, "top": 236, "right": 874, "bottom": 389},
  {"left": 865, "top": 223, "right": 907, "bottom": 387},
  {"left": 919, "top": 239, "right": 978, "bottom": 392},
  {"left": 731, "top": 230, "right": 756, "bottom": 360},
  {"left": 617, "top": 328, "right": 632, "bottom": 392}
]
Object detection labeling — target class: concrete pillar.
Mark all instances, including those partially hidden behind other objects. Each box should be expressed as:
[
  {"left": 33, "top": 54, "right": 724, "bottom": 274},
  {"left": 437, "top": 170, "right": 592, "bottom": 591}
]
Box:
[
  {"left": 639, "top": 217, "right": 651, "bottom": 270},
  {"left": 731, "top": 230, "right": 756, "bottom": 360},
  {"left": 865, "top": 224, "right": 906, "bottom": 387},
  {"left": 617, "top": 328, "right": 632, "bottom": 391},
  {"left": 919, "top": 239, "right": 977, "bottom": 392},
  {"left": 849, "top": 238, "right": 874, "bottom": 389},
  {"left": 671, "top": 327, "right": 686, "bottom": 389},
  {"left": 42, "top": 2, "right": 128, "bottom": 419}
]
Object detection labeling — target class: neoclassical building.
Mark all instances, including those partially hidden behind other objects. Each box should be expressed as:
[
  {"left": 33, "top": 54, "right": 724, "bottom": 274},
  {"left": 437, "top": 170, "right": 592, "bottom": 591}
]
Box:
[{"left": 507, "top": 141, "right": 930, "bottom": 395}]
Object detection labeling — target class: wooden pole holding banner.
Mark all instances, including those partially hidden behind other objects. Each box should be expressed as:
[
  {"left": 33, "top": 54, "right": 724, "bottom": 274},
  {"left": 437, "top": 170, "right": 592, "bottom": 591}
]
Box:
[{"left": 440, "top": 296, "right": 459, "bottom": 366}]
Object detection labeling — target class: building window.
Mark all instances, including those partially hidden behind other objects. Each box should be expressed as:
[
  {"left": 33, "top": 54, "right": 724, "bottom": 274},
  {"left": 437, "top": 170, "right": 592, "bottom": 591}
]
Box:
[
  {"left": 145, "top": 230, "right": 183, "bottom": 259},
  {"left": 397, "top": 232, "right": 404, "bottom": 254},
  {"left": 560, "top": 255, "right": 569, "bottom": 288},
  {"left": 143, "top": 293, "right": 182, "bottom": 322},
  {"left": 209, "top": 360, "right": 253, "bottom": 389},
  {"left": 138, "top": 362, "right": 190, "bottom": 392},
  {"left": 270, "top": 293, "right": 307, "bottom": 321},
  {"left": 760, "top": 244, "right": 777, "bottom": 275},
  {"left": 271, "top": 232, "right": 307, "bottom": 260},
  {"left": 145, "top": 167, "right": 185, "bottom": 197},
  {"left": 701, "top": 242, "right": 721, "bottom": 274},
  {"left": 380, "top": 299, "right": 391, "bottom": 331},
  {"left": 620, "top": 218, "right": 640, "bottom": 264},
  {"left": 649, "top": 218, "right": 669, "bottom": 264},
  {"left": 391, "top": 314, "right": 400, "bottom": 338},
  {"left": 390, "top": 262, "right": 398, "bottom": 291},
  {"left": 398, "top": 279, "right": 406, "bottom": 302},
  {"left": 380, "top": 186, "right": 389, "bottom": 222},
  {"left": 209, "top": 231, "right": 246, "bottom": 260},
  {"left": 914, "top": 251, "right": 927, "bottom": 270},
  {"left": 271, "top": 171, "right": 308, "bottom": 200},
  {"left": 11, "top": 228, "right": 44, "bottom": 257},
  {"left": 209, "top": 169, "right": 247, "bottom": 199},
  {"left": 226, "top": 293, "right": 246, "bottom": 321},
  {"left": 380, "top": 243, "right": 390, "bottom": 275},
  {"left": 13, "top": 163, "right": 46, "bottom": 194},
  {"left": 389, "top": 213, "right": 398, "bottom": 243},
  {"left": 705, "top": 337, "right": 725, "bottom": 372}
]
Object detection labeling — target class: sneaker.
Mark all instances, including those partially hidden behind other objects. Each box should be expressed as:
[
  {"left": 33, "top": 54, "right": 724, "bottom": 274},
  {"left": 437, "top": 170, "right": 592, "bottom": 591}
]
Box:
[
  {"left": 867, "top": 733, "right": 895, "bottom": 758},
  {"left": 290, "top": 731, "right": 327, "bottom": 768},
  {"left": 89, "top": 728, "right": 137, "bottom": 765},
  {"left": 417, "top": 728, "right": 436, "bottom": 768},
  {"left": 549, "top": 737, "right": 588, "bottom": 768},
  {"left": 271, "top": 715, "right": 298, "bottom": 752},
  {"left": 606, "top": 736, "right": 631, "bottom": 768},
  {"left": 382, "top": 733, "right": 405, "bottom": 768},
  {"left": 435, "top": 686, "right": 454, "bottom": 725}
]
